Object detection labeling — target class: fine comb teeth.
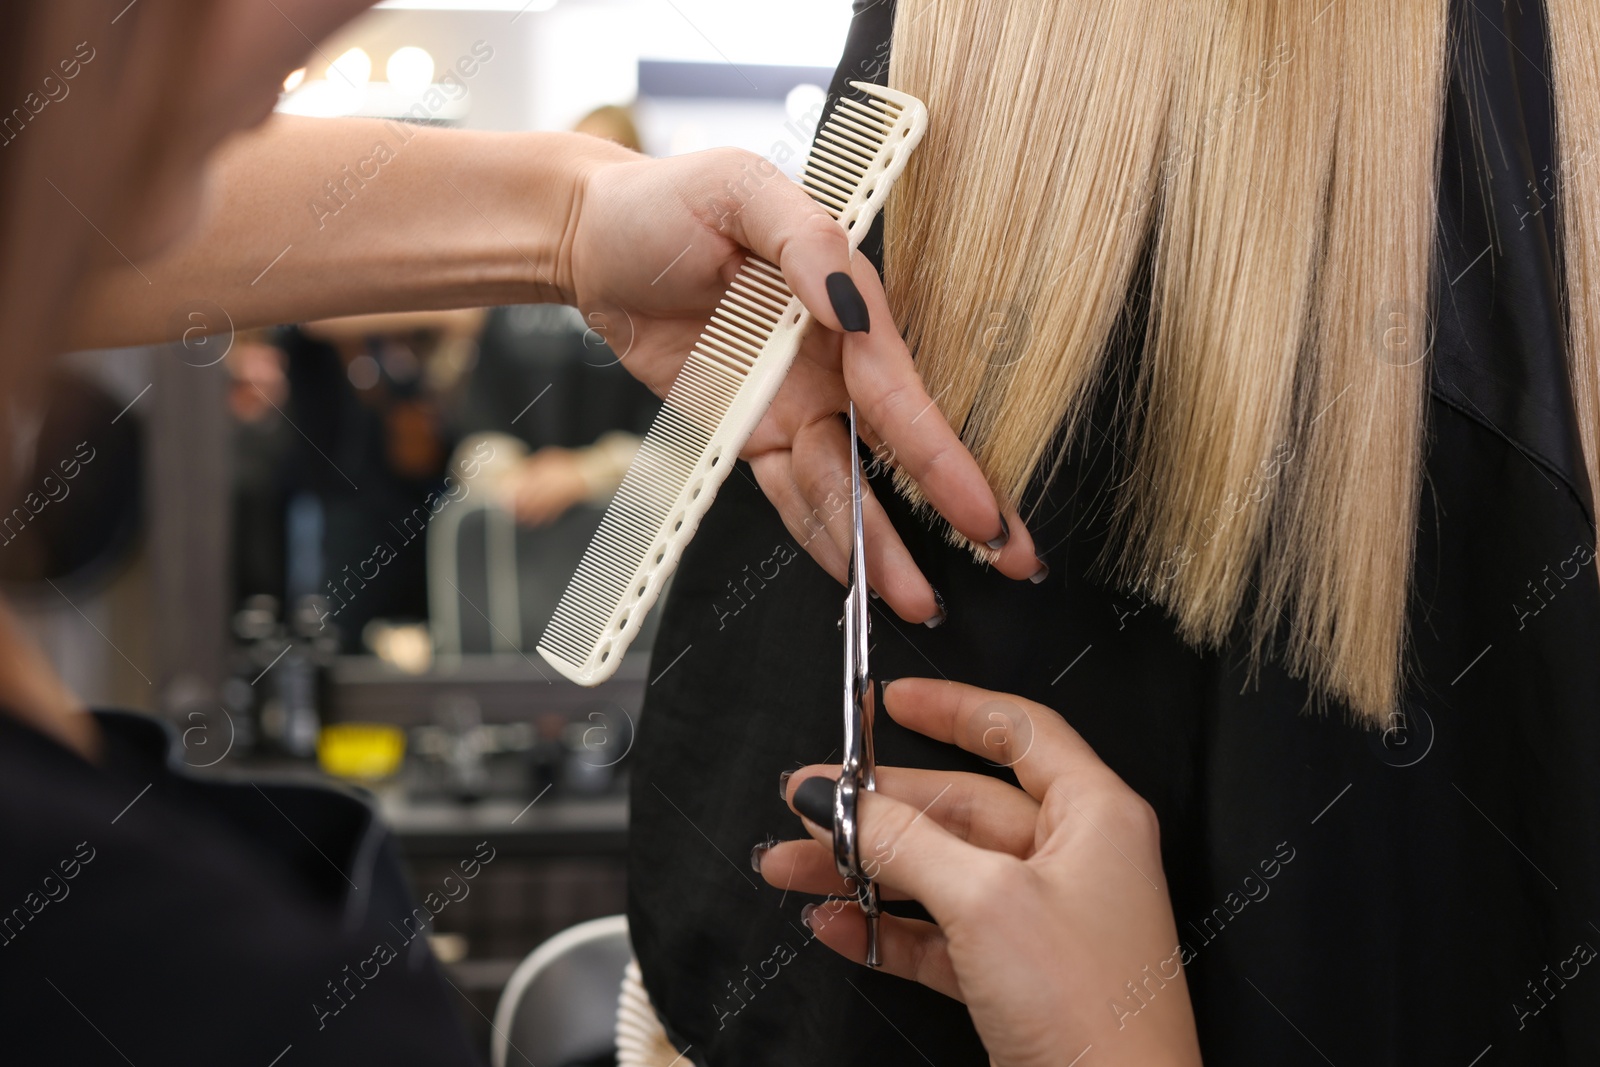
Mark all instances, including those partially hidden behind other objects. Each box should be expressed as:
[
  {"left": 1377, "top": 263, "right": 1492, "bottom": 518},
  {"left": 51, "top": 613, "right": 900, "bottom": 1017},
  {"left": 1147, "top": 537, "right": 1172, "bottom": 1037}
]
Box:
[{"left": 536, "top": 82, "right": 929, "bottom": 686}]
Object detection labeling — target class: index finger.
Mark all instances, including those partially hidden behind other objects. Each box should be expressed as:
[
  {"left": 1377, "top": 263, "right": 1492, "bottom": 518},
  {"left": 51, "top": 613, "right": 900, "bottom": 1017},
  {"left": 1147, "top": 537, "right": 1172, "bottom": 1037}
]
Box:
[
  {"left": 840, "top": 260, "right": 1042, "bottom": 580},
  {"left": 882, "top": 678, "right": 1115, "bottom": 802},
  {"left": 713, "top": 157, "right": 858, "bottom": 335},
  {"left": 720, "top": 160, "right": 1040, "bottom": 577}
]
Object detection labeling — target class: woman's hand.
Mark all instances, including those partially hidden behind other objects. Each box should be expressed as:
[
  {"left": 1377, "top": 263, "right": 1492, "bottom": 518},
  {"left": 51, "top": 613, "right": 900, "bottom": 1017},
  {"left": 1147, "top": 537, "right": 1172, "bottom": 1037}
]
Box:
[
  {"left": 563, "top": 146, "right": 1045, "bottom": 624},
  {"left": 762, "top": 679, "right": 1204, "bottom": 1067},
  {"left": 67, "top": 116, "right": 1044, "bottom": 619}
]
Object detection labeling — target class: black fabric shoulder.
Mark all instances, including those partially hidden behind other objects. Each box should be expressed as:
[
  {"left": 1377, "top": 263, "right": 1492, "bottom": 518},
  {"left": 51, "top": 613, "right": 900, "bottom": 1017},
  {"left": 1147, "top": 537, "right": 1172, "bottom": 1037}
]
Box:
[
  {"left": 1434, "top": 0, "right": 1594, "bottom": 521},
  {"left": 0, "top": 709, "right": 479, "bottom": 1066},
  {"left": 628, "top": 1, "right": 1600, "bottom": 1064}
]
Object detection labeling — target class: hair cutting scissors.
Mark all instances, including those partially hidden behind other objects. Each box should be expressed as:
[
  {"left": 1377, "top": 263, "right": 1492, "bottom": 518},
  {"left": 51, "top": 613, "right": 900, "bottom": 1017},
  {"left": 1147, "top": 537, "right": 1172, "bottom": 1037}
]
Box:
[{"left": 835, "top": 400, "right": 880, "bottom": 967}]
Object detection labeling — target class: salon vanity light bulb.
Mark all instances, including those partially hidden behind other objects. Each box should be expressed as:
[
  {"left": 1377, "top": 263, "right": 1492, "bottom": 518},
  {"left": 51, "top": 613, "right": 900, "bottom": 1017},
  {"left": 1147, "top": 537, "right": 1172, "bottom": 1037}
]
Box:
[
  {"left": 328, "top": 47, "right": 373, "bottom": 87},
  {"left": 386, "top": 47, "right": 435, "bottom": 94},
  {"left": 282, "top": 67, "right": 306, "bottom": 93}
]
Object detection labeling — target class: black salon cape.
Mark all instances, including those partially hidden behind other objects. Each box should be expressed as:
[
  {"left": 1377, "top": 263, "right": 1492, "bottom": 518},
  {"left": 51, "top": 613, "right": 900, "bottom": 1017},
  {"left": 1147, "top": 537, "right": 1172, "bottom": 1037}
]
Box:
[
  {"left": 627, "top": 1, "right": 1600, "bottom": 1064},
  {"left": 0, "top": 711, "right": 479, "bottom": 1066}
]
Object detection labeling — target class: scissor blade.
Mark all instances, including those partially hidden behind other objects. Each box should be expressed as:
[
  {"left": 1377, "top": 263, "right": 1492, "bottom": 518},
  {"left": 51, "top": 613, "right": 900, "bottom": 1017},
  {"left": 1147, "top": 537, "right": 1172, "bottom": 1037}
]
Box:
[{"left": 845, "top": 403, "right": 870, "bottom": 670}]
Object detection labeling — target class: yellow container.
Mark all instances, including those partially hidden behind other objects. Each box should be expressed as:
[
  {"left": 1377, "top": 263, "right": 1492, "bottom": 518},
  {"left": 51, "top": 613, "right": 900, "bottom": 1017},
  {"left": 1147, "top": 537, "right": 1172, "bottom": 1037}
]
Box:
[{"left": 317, "top": 722, "right": 406, "bottom": 781}]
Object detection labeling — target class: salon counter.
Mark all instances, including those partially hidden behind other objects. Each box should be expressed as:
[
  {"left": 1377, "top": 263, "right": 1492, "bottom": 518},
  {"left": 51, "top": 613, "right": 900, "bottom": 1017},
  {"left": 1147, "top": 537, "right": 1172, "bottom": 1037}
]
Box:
[
  {"left": 375, "top": 786, "right": 627, "bottom": 858},
  {"left": 324, "top": 651, "right": 648, "bottom": 727}
]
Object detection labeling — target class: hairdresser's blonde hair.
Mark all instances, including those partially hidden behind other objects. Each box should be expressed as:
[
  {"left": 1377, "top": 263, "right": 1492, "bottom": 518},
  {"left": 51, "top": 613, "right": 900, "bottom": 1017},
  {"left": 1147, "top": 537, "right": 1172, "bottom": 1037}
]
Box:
[{"left": 886, "top": 1, "right": 1598, "bottom": 725}]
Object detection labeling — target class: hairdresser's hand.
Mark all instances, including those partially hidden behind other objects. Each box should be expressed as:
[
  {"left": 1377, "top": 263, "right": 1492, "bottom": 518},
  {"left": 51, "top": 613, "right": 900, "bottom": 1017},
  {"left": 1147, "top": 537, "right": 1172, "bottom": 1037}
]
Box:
[
  {"left": 563, "top": 146, "right": 1043, "bottom": 625},
  {"left": 763, "top": 680, "right": 1203, "bottom": 1067}
]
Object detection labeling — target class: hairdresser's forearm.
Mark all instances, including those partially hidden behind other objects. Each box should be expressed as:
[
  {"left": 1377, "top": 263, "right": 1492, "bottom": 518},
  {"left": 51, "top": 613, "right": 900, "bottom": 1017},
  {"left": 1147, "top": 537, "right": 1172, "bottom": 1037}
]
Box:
[{"left": 66, "top": 115, "right": 619, "bottom": 349}]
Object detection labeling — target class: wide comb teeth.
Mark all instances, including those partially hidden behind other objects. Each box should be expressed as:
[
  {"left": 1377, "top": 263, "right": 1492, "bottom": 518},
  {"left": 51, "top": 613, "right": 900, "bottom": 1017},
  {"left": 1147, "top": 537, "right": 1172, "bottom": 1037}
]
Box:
[
  {"left": 537, "top": 83, "right": 927, "bottom": 685},
  {"left": 802, "top": 94, "right": 906, "bottom": 220},
  {"left": 694, "top": 260, "right": 792, "bottom": 391}
]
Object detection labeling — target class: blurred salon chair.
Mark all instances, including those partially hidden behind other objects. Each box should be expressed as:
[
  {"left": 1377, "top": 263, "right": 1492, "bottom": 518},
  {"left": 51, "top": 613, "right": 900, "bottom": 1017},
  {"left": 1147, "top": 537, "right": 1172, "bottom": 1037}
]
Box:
[
  {"left": 491, "top": 913, "right": 631, "bottom": 1067},
  {"left": 429, "top": 498, "right": 524, "bottom": 656},
  {"left": 429, "top": 496, "right": 668, "bottom": 658}
]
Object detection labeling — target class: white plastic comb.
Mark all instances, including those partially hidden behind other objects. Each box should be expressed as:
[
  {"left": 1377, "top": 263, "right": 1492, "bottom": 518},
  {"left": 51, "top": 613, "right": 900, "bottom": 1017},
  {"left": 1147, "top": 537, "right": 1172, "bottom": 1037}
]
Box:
[{"left": 536, "top": 81, "right": 929, "bottom": 686}]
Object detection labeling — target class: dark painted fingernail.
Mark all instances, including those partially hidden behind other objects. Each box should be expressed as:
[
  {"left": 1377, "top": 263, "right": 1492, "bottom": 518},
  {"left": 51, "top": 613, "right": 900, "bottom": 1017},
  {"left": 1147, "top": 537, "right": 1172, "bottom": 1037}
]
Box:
[
  {"left": 793, "top": 775, "right": 837, "bottom": 830},
  {"left": 923, "top": 588, "right": 947, "bottom": 628},
  {"left": 1030, "top": 558, "right": 1050, "bottom": 584},
  {"left": 826, "top": 272, "right": 870, "bottom": 333},
  {"left": 985, "top": 514, "right": 1010, "bottom": 551},
  {"left": 751, "top": 838, "right": 776, "bottom": 873},
  {"left": 778, "top": 769, "right": 794, "bottom": 801}
]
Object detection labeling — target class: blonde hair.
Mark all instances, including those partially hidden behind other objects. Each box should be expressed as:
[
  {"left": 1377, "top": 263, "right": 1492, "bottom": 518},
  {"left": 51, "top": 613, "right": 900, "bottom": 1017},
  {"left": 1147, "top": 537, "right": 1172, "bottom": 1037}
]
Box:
[
  {"left": 886, "top": 1, "right": 1594, "bottom": 725},
  {"left": 1550, "top": 6, "right": 1600, "bottom": 525},
  {"left": 575, "top": 104, "right": 644, "bottom": 153}
]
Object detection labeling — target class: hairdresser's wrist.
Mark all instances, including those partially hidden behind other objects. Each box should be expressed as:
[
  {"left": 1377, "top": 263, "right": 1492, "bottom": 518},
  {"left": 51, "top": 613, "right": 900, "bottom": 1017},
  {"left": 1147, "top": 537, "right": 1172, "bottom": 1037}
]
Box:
[{"left": 523, "top": 130, "right": 641, "bottom": 304}]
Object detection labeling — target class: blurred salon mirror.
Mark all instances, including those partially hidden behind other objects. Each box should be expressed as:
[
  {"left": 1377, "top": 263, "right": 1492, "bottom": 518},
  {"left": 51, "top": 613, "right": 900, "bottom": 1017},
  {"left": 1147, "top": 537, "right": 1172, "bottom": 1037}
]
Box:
[{"left": 224, "top": 1, "right": 853, "bottom": 669}]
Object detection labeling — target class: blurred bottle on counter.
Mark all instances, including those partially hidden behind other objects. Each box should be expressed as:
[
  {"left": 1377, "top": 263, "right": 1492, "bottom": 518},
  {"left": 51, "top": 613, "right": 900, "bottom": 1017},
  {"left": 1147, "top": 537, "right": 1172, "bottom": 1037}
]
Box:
[
  {"left": 254, "top": 594, "right": 338, "bottom": 759},
  {"left": 527, "top": 712, "right": 567, "bottom": 798},
  {"left": 219, "top": 594, "right": 282, "bottom": 760},
  {"left": 561, "top": 702, "right": 634, "bottom": 796},
  {"left": 435, "top": 695, "right": 492, "bottom": 803}
]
